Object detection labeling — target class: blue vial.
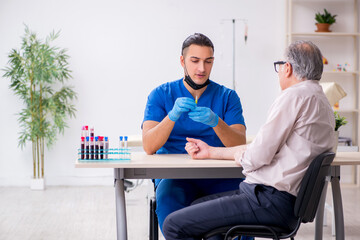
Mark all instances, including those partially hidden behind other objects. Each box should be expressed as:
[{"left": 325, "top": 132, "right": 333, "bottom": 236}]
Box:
[
  {"left": 85, "top": 136, "right": 90, "bottom": 159},
  {"left": 124, "top": 136, "right": 129, "bottom": 159},
  {"left": 104, "top": 137, "right": 109, "bottom": 159},
  {"left": 119, "top": 136, "right": 124, "bottom": 159}
]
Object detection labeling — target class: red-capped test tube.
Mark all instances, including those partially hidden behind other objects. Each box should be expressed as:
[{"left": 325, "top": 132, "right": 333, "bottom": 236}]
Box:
[
  {"left": 80, "top": 137, "right": 85, "bottom": 159},
  {"left": 84, "top": 126, "right": 89, "bottom": 137},
  {"left": 90, "top": 137, "right": 95, "bottom": 160},
  {"left": 99, "top": 136, "right": 104, "bottom": 159}
]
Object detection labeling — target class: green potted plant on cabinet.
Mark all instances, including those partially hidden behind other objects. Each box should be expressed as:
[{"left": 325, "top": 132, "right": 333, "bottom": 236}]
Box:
[
  {"left": 333, "top": 111, "right": 348, "bottom": 152},
  {"left": 335, "top": 111, "right": 348, "bottom": 132},
  {"left": 315, "top": 8, "right": 337, "bottom": 32},
  {"left": 3, "top": 26, "right": 77, "bottom": 190}
]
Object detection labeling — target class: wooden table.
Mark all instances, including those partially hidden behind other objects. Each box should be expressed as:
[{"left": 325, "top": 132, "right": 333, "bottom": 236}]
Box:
[{"left": 75, "top": 152, "right": 360, "bottom": 240}]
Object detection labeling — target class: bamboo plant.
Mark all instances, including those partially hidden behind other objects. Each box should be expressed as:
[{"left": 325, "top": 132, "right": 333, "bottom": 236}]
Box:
[{"left": 3, "top": 26, "right": 77, "bottom": 179}]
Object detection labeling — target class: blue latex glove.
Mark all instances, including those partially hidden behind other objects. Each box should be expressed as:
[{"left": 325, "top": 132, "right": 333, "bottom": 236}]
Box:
[
  {"left": 188, "top": 106, "right": 219, "bottom": 127},
  {"left": 168, "top": 97, "right": 196, "bottom": 122}
]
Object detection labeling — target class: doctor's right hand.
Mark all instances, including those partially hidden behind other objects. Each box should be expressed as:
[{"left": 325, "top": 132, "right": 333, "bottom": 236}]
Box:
[{"left": 168, "top": 97, "right": 196, "bottom": 122}]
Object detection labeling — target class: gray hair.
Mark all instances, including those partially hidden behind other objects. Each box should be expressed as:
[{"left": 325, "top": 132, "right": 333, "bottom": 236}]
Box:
[{"left": 284, "top": 40, "right": 323, "bottom": 81}]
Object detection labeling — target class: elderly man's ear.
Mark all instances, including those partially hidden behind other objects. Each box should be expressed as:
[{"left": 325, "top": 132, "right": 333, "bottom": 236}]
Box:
[{"left": 284, "top": 62, "right": 293, "bottom": 78}]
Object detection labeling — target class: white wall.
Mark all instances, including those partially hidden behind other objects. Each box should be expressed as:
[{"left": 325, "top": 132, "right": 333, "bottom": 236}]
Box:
[{"left": 0, "top": 0, "right": 286, "bottom": 186}]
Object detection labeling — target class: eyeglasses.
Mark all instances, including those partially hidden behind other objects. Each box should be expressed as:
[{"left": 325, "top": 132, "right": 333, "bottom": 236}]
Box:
[{"left": 274, "top": 61, "right": 287, "bottom": 73}]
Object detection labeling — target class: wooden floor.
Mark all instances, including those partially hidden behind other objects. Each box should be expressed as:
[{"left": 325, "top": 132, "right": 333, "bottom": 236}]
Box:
[{"left": 0, "top": 182, "right": 359, "bottom": 240}]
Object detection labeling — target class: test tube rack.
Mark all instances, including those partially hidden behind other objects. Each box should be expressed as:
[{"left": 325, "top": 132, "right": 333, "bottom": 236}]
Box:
[{"left": 77, "top": 148, "right": 131, "bottom": 161}]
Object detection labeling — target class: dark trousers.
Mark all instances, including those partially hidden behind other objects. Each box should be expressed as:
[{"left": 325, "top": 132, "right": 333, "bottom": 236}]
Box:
[
  {"left": 155, "top": 178, "right": 243, "bottom": 233},
  {"left": 162, "top": 182, "right": 298, "bottom": 240}
]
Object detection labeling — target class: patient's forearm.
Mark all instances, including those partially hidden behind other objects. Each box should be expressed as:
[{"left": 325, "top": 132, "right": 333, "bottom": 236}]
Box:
[{"left": 209, "top": 144, "right": 247, "bottom": 160}]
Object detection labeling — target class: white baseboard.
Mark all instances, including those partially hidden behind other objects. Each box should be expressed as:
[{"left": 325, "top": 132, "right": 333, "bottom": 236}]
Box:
[{"left": 0, "top": 175, "right": 115, "bottom": 187}]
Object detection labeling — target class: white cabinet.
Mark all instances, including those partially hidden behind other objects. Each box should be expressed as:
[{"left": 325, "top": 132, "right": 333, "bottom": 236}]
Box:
[{"left": 286, "top": 0, "right": 360, "bottom": 145}]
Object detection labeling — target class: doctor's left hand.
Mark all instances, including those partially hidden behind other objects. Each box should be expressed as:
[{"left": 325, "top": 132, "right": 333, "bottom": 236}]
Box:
[{"left": 188, "top": 106, "right": 219, "bottom": 127}]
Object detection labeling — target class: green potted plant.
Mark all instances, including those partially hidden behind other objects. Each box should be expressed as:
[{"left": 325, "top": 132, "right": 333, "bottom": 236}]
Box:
[
  {"left": 3, "top": 26, "right": 77, "bottom": 190},
  {"left": 315, "top": 8, "right": 337, "bottom": 32},
  {"left": 335, "top": 111, "right": 348, "bottom": 132},
  {"left": 333, "top": 111, "right": 347, "bottom": 152}
]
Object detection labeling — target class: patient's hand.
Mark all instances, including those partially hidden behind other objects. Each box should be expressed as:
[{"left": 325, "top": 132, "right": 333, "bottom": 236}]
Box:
[{"left": 185, "top": 137, "right": 210, "bottom": 159}]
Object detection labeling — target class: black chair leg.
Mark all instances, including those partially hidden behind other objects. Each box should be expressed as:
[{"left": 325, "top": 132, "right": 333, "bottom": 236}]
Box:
[{"left": 149, "top": 196, "right": 158, "bottom": 240}]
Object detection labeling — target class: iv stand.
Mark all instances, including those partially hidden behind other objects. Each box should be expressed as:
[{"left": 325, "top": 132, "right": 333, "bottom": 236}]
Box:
[
  {"left": 222, "top": 18, "right": 248, "bottom": 92},
  {"left": 232, "top": 19, "right": 236, "bottom": 91}
]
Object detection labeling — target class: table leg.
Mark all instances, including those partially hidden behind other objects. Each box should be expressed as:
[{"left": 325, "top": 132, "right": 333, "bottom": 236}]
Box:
[
  {"left": 315, "top": 180, "right": 329, "bottom": 240},
  {"left": 331, "top": 166, "right": 344, "bottom": 240},
  {"left": 114, "top": 168, "right": 127, "bottom": 240}
]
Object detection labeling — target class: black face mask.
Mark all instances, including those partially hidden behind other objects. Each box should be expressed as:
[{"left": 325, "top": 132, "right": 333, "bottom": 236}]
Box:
[
  {"left": 184, "top": 75, "right": 210, "bottom": 90},
  {"left": 183, "top": 65, "right": 210, "bottom": 90}
]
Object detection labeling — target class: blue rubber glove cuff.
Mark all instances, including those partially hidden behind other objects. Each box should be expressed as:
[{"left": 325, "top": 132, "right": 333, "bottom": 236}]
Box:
[
  {"left": 168, "top": 109, "right": 181, "bottom": 122},
  {"left": 207, "top": 114, "right": 219, "bottom": 127}
]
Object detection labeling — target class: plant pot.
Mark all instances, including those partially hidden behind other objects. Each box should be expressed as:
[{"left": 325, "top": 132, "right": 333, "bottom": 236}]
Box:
[
  {"left": 31, "top": 177, "right": 45, "bottom": 190},
  {"left": 332, "top": 131, "right": 339, "bottom": 153},
  {"left": 315, "top": 23, "right": 331, "bottom": 32}
]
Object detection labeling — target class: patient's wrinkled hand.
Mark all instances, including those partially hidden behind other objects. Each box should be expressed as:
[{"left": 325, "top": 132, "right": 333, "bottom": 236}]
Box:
[
  {"left": 185, "top": 137, "right": 210, "bottom": 159},
  {"left": 185, "top": 141, "right": 199, "bottom": 156}
]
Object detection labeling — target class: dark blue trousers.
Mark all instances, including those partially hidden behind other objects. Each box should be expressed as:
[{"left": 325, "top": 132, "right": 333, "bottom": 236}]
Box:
[
  {"left": 162, "top": 182, "right": 298, "bottom": 240},
  {"left": 155, "top": 178, "right": 243, "bottom": 233}
]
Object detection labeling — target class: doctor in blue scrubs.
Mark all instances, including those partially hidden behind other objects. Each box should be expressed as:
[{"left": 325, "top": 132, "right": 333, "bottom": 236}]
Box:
[{"left": 142, "top": 33, "right": 247, "bottom": 235}]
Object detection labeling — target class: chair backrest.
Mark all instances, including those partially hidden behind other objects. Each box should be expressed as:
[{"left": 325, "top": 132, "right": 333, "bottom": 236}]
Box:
[{"left": 294, "top": 152, "right": 335, "bottom": 223}]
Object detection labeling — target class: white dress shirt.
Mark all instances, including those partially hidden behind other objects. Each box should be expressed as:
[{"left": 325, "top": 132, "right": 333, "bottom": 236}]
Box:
[{"left": 239, "top": 80, "right": 335, "bottom": 196}]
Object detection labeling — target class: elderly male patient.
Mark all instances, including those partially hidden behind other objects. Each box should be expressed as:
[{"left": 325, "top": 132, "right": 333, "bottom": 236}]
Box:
[{"left": 162, "top": 40, "right": 335, "bottom": 240}]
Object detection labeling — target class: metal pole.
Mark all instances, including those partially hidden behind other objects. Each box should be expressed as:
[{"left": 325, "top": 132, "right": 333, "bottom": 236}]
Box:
[
  {"left": 232, "top": 19, "right": 236, "bottom": 91},
  {"left": 315, "top": 179, "right": 329, "bottom": 240},
  {"left": 331, "top": 166, "right": 345, "bottom": 240},
  {"left": 114, "top": 168, "right": 128, "bottom": 240},
  {"left": 221, "top": 18, "right": 247, "bottom": 91}
]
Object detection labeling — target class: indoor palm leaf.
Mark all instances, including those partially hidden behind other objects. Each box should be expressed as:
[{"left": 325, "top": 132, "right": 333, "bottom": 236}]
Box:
[{"left": 3, "top": 26, "right": 77, "bottom": 180}]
